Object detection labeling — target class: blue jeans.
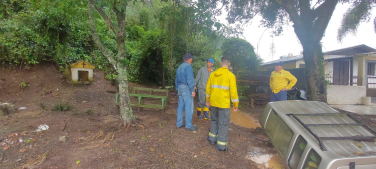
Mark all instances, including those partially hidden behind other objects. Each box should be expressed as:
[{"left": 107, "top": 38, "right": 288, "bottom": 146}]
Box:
[
  {"left": 176, "top": 85, "right": 194, "bottom": 128},
  {"left": 270, "top": 90, "right": 287, "bottom": 102}
]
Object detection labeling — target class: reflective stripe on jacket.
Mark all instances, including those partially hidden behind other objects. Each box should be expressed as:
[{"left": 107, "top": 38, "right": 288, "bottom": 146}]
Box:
[
  {"left": 206, "top": 67, "right": 239, "bottom": 108},
  {"left": 269, "top": 69, "right": 297, "bottom": 93}
]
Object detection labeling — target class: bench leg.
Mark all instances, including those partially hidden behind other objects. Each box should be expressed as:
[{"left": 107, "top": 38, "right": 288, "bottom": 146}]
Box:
[{"left": 138, "top": 96, "right": 143, "bottom": 112}]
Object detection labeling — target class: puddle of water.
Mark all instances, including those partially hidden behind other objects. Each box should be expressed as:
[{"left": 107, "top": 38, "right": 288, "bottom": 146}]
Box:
[
  {"left": 230, "top": 109, "right": 261, "bottom": 129},
  {"left": 247, "top": 148, "right": 286, "bottom": 169}
]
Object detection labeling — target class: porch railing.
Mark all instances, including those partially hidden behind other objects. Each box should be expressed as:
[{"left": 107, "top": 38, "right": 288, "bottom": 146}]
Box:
[
  {"left": 325, "top": 76, "right": 358, "bottom": 86},
  {"left": 368, "top": 76, "right": 376, "bottom": 88},
  {"left": 325, "top": 76, "right": 376, "bottom": 88}
]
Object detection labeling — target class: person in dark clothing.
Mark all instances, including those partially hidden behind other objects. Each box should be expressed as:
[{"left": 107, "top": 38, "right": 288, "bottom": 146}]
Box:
[{"left": 175, "top": 53, "right": 198, "bottom": 131}]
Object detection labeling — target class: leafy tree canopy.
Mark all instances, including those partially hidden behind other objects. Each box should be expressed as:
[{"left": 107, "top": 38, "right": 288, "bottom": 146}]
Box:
[{"left": 221, "top": 38, "right": 261, "bottom": 75}]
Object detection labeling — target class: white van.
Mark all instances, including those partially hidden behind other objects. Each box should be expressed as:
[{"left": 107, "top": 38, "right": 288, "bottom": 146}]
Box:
[{"left": 260, "top": 100, "right": 376, "bottom": 169}]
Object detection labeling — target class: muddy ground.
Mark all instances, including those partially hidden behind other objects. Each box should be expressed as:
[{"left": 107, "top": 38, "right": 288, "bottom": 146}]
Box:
[{"left": 0, "top": 63, "right": 281, "bottom": 169}]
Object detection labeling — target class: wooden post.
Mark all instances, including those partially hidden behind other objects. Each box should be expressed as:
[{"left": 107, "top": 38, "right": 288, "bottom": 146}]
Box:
[{"left": 251, "top": 98, "right": 254, "bottom": 109}]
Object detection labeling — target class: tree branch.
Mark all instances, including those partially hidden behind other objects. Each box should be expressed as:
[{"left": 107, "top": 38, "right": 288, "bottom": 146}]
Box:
[
  {"left": 87, "top": 0, "right": 117, "bottom": 69},
  {"left": 113, "top": 2, "right": 127, "bottom": 61},
  {"left": 88, "top": 0, "right": 119, "bottom": 34},
  {"left": 298, "top": 0, "right": 310, "bottom": 16},
  {"left": 281, "top": 0, "right": 307, "bottom": 41},
  {"left": 312, "top": 0, "right": 339, "bottom": 42},
  {"left": 281, "top": 0, "right": 304, "bottom": 27}
]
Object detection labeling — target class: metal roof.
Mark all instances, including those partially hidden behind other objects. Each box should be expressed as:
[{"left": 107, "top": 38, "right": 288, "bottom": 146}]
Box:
[
  {"left": 324, "top": 44, "right": 376, "bottom": 56},
  {"left": 261, "top": 44, "right": 376, "bottom": 66},
  {"left": 261, "top": 55, "right": 303, "bottom": 66}
]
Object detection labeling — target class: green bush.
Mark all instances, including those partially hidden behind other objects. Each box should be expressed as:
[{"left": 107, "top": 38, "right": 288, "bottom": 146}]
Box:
[{"left": 53, "top": 103, "right": 72, "bottom": 111}]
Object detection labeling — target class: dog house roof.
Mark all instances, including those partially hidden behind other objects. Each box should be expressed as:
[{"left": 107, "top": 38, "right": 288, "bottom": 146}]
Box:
[{"left": 70, "top": 61, "right": 95, "bottom": 69}]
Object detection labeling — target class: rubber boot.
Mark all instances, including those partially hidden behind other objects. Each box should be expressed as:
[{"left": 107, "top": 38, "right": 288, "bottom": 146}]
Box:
[
  {"left": 203, "top": 111, "right": 211, "bottom": 120},
  {"left": 197, "top": 110, "right": 203, "bottom": 120},
  {"left": 216, "top": 141, "right": 228, "bottom": 151}
]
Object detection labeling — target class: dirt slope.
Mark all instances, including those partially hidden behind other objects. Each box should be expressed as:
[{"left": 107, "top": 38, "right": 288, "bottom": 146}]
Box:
[{"left": 0, "top": 63, "right": 278, "bottom": 169}]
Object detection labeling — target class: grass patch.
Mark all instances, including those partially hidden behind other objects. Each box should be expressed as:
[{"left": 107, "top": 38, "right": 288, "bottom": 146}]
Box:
[
  {"left": 85, "top": 109, "right": 94, "bottom": 115},
  {"left": 53, "top": 103, "right": 72, "bottom": 111},
  {"left": 39, "top": 103, "right": 47, "bottom": 110}
]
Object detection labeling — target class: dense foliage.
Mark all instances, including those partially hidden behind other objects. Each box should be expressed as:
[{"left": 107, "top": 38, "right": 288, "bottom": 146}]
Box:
[
  {"left": 221, "top": 38, "right": 261, "bottom": 75},
  {"left": 0, "top": 0, "right": 257, "bottom": 86}
]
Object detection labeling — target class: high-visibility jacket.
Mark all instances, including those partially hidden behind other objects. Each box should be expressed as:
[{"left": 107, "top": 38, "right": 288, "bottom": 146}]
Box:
[
  {"left": 206, "top": 67, "right": 239, "bottom": 108},
  {"left": 269, "top": 69, "right": 297, "bottom": 94}
]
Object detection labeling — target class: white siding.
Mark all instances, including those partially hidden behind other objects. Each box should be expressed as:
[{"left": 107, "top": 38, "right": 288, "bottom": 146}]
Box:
[{"left": 71, "top": 68, "right": 93, "bottom": 82}]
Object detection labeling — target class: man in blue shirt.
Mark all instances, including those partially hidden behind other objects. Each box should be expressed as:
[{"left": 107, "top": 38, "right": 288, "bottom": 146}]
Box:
[{"left": 175, "top": 53, "right": 198, "bottom": 131}]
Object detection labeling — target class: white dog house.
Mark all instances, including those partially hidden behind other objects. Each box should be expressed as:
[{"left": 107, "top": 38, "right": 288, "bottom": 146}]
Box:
[{"left": 65, "top": 61, "right": 95, "bottom": 84}]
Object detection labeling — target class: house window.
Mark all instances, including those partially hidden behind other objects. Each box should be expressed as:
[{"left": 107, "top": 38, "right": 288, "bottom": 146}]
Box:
[{"left": 368, "top": 63, "right": 375, "bottom": 76}]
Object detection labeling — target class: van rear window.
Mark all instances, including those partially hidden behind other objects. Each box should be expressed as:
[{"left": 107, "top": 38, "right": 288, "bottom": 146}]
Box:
[
  {"left": 303, "top": 149, "right": 321, "bottom": 169},
  {"left": 265, "top": 110, "right": 294, "bottom": 157}
]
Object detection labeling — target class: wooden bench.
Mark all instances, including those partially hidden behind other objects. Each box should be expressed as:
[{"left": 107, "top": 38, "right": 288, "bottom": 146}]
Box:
[
  {"left": 133, "top": 87, "right": 169, "bottom": 97},
  {"left": 115, "top": 87, "right": 169, "bottom": 113}
]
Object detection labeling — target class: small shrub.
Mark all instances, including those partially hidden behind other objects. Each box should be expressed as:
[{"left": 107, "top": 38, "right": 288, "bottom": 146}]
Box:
[
  {"left": 53, "top": 103, "right": 72, "bottom": 111},
  {"left": 105, "top": 74, "right": 118, "bottom": 85},
  {"left": 39, "top": 103, "right": 47, "bottom": 110},
  {"left": 71, "top": 111, "right": 79, "bottom": 116},
  {"left": 85, "top": 109, "right": 94, "bottom": 115},
  {"left": 19, "top": 81, "right": 30, "bottom": 89}
]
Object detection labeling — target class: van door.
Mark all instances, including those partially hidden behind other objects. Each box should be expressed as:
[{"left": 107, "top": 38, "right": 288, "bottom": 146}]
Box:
[{"left": 288, "top": 135, "right": 307, "bottom": 169}]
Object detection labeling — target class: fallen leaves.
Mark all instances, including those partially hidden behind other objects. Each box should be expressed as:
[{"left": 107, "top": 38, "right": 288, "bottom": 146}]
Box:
[
  {"left": 150, "top": 147, "right": 155, "bottom": 151},
  {"left": 354, "top": 151, "right": 363, "bottom": 155},
  {"left": 356, "top": 142, "right": 362, "bottom": 148},
  {"left": 22, "top": 152, "right": 48, "bottom": 168}
]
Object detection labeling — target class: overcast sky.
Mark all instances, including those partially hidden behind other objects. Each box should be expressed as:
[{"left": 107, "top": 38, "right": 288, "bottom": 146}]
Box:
[{"left": 218, "top": 3, "right": 376, "bottom": 62}]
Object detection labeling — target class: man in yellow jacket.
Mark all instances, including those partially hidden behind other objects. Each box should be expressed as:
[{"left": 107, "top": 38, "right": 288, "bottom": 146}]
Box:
[
  {"left": 206, "top": 57, "right": 239, "bottom": 151},
  {"left": 269, "top": 62, "right": 297, "bottom": 101}
]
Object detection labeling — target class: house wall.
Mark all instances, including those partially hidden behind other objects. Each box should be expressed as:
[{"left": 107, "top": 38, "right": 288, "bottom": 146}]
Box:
[
  {"left": 327, "top": 85, "right": 366, "bottom": 104},
  {"left": 355, "top": 54, "right": 376, "bottom": 86},
  {"left": 71, "top": 68, "right": 94, "bottom": 82},
  {"left": 353, "top": 58, "right": 358, "bottom": 76},
  {"left": 324, "top": 56, "right": 359, "bottom": 85},
  {"left": 324, "top": 61, "right": 333, "bottom": 77},
  {"left": 295, "top": 60, "right": 305, "bottom": 68}
]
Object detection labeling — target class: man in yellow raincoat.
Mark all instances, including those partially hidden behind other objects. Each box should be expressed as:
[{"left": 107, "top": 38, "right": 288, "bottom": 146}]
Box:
[
  {"left": 269, "top": 62, "right": 297, "bottom": 101},
  {"left": 206, "top": 56, "right": 239, "bottom": 151}
]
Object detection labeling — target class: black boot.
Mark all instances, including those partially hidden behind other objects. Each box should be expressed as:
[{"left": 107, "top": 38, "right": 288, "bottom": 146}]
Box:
[
  {"left": 197, "top": 110, "right": 203, "bottom": 119},
  {"left": 203, "top": 111, "right": 210, "bottom": 120}
]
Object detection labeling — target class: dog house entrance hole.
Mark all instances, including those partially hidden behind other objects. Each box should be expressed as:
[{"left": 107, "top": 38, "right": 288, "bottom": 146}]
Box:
[{"left": 78, "top": 71, "right": 89, "bottom": 81}]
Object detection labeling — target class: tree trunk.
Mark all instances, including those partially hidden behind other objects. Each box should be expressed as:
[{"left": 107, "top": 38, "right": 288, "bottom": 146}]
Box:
[
  {"left": 302, "top": 43, "right": 326, "bottom": 101},
  {"left": 117, "top": 63, "right": 135, "bottom": 126},
  {"left": 87, "top": 0, "right": 135, "bottom": 126}
]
